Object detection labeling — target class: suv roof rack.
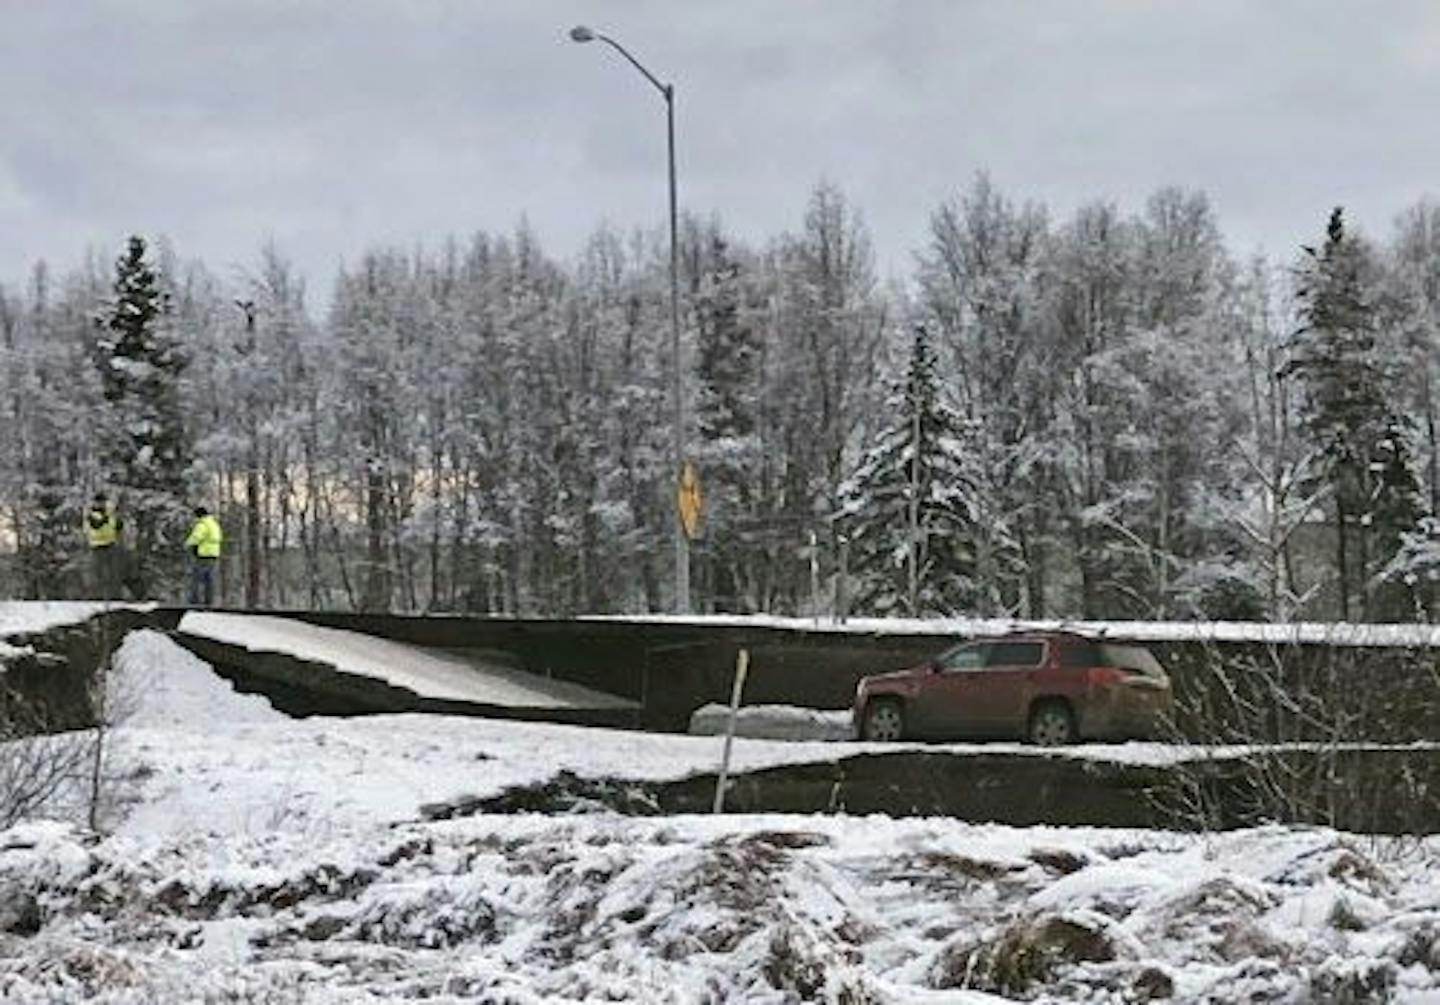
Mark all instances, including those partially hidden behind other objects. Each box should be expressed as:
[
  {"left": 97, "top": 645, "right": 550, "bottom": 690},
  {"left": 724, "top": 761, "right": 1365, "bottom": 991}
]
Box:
[{"left": 987, "top": 626, "right": 1101, "bottom": 642}]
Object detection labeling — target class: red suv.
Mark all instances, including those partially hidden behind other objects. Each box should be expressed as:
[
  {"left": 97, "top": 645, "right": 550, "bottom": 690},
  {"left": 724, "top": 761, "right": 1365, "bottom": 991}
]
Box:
[{"left": 853, "top": 632, "right": 1173, "bottom": 745}]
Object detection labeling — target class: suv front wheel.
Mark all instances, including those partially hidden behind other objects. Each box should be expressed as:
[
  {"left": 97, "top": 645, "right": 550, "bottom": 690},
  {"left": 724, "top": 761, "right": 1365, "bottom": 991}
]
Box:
[{"left": 860, "top": 699, "right": 906, "bottom": 742}]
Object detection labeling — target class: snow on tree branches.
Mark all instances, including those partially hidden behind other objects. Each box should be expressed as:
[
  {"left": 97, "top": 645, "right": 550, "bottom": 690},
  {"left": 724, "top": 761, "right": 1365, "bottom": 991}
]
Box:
[
  {"left": 836, "top": 324, "right": 981, "bottom": 616},
  {"left": 92, "top": 236, "right": 190, "bottom": 598}
]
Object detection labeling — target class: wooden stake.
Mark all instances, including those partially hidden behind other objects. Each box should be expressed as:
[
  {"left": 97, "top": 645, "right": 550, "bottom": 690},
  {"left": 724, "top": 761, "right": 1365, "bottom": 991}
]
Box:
[{"left": 713, "top": 648, "right": 750, "bottom": 813}]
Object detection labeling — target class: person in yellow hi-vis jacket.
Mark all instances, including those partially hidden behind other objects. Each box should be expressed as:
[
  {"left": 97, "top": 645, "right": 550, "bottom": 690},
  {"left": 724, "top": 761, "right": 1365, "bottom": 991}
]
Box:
[
  {"left": 184, "top": 506, "right": 223, "bottom": 606},
  {"left": 84, "top": 492, "right": 124, "bottom": 599}
]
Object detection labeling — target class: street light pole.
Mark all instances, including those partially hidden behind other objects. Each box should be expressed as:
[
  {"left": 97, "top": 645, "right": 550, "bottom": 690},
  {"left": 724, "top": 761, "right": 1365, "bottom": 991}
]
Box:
[
  {"left": 570, "top": 25, "right": 689, "bottom": 614},
  {"left": 234, "top": 298, "right": 261, "bottom": 610}
]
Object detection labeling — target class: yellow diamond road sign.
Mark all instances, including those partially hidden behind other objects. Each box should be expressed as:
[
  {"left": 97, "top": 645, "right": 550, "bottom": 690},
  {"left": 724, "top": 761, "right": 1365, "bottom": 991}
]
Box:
[{"left": 678, "top": 461, "right": 703, "bottom": 540}]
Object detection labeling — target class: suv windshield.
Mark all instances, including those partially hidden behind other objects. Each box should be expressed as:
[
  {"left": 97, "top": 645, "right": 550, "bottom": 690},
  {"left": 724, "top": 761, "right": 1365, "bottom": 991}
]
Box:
[{"left": 937, "top": 643, "right": 985, "bottom": 670}]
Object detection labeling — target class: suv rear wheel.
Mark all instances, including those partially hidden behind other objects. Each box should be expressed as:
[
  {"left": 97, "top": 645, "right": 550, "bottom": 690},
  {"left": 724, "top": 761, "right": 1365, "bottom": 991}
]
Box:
[
  {"left": 860, "top": 699, "right": 905, "bottom": 742},
  {"left": 1027, "top": 701, "right": 1077, "bottom": 746}
]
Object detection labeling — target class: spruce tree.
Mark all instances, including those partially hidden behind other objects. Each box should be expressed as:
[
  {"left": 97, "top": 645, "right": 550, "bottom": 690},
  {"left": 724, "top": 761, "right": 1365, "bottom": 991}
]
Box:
[
  {"left": 695, "top": 234, "right": 758, "bottom": 446},
  {"left": 1288, "top": 209, "right": 1425, "bottom": 619},
  {"left": 694, "top": 232, "right": 762, "bottom": 610},
  {"left": 93, "top": 236, "right": 190, "bottom": 598},
  {"left": 835, "top": 324, "right": 979, "bottom": 615}
]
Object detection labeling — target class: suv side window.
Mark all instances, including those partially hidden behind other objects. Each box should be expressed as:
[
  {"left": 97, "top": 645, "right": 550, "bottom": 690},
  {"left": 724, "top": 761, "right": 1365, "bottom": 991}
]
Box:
[
  {"left": 984, "top": 641, "right": 1045, "bottom": 667},
  {"left": 938, "top": 643, "right": 986, "bottom": 671},
  {"left": 1059, "top": 642, "right": 1101, "bottom": 667}
]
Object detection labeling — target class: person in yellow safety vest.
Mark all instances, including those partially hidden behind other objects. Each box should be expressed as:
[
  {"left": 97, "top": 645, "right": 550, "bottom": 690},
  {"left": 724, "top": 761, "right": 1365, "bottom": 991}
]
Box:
[
  {"left": 184, "top": 506, "right": 223, "bottom": 606},
  {"left": 85, "top": 492, "right": 124, "bottom": 599}
]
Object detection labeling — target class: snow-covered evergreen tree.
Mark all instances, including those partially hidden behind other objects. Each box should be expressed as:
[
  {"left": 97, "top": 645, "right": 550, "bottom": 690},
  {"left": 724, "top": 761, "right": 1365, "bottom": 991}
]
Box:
[
  {"left": 835, "top": 324, "right": 979, "bottom": 615},
  {"left": 695, "top": 233, "right": 758, "bottom": 449},
  {"left": 93, "top": 236, "right": 190, "bottom": 598},
  {"left": 1379, "top": 515, "right": 1440, "bottom": 619},
  {"left": 693, "top": 228, "right": 763, "bottom": 610},
  {"left": 1288, "top": 208, "right": 1426, "bottom": 620}
]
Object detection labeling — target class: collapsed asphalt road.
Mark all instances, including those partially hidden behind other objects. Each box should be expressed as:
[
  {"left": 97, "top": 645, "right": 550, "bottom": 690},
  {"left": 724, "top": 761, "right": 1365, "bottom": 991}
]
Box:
[{"left": 9, "top": 607, "right": 1440, "bottom": 834}]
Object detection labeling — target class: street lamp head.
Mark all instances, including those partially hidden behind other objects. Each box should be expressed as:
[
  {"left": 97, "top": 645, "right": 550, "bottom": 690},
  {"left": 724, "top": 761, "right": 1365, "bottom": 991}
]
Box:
[{"left": 569, "top": 25, "right": 595, "bottom": 43}]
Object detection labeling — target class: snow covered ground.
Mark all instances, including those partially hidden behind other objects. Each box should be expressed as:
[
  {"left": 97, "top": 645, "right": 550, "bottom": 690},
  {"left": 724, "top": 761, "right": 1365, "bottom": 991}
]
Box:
[
  {"left": 0, "top": 630, "right": 1439, "bottom": 1001},
  {"left": 179, "top": 611, "right": 639, "bottom": 710}
]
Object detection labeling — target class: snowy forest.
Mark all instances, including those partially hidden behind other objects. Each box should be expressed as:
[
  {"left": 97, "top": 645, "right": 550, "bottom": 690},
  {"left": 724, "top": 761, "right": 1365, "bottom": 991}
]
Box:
[{"left": 4, "top": 176, "right": 1440, "bottom": 622}]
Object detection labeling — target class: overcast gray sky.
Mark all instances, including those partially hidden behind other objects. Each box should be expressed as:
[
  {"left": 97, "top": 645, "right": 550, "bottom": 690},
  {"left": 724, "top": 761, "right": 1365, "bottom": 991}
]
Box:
[{"left": 4, "top": 0, "right": 1440, "bottom": 301}]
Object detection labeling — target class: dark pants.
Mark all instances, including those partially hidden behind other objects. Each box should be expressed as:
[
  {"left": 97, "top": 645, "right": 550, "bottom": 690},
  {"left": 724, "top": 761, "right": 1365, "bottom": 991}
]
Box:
[
  {"left": 187, "top": 557, "right": 217, "bottom": 606},
  {"left": 90, "top": 546, "right": 123, "bottom": 599}
]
